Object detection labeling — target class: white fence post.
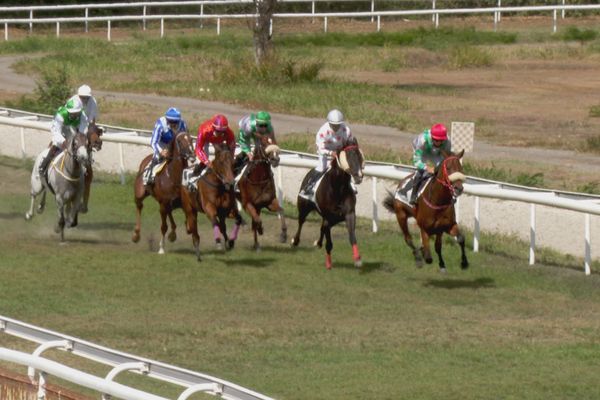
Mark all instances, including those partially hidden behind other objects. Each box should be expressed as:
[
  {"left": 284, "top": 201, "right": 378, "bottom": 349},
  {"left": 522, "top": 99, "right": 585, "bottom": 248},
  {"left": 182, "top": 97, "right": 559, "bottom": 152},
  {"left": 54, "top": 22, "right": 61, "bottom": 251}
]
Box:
[
  {"left": 143, "top": 5, "right": 147, "bottom": 30},
  {"left": 56, "top": 22, "right": 60, "bottom": 38},
  {"left": 497, "top": 0, "right": 502, "bottom": 22},
  {"left": 377, "top": 15, "right": 381, "bottom": 32},
  {"left": 29, "top": 10, "right": 33, "bottom": 33},
  {"left": 473, "top": 196, "right": 480, "bottom": 252},
  {"left": 200, "top": 4, "right": 204, "bottom": 28},
  {"left": 217, "top": 18, "right": 221, "bottom": 35},
  {"left": 455, "top": 197, "right": 460, "bottom": 224},
  {"left": 118, "top": 143, "right": 126, "bottom": 185},
  {"left": 529, "top": 203, "right": 536, "bottom": 265},
  {"left": 85, "top": 8, "right": 89, "bottom": 32},
  {"left": 161, "top": 18, "right": 164, "bottom": 37},
  {"left": 311, "top": 1, "right": 315, "bottom": 23},
  {"left": 553, "top": 9, "right": 557, "bottom": 33},
  {"left": 107, "top": 20, "right": 111, "bottom": 41},
  {"left": 324, "top": 16, "right": 328, "bottom": 33},
  {"left": 4, "top": 23, "right": 7, "bottom": 41},
  {"left": 20, "top": 128, "right": 25, "bottom": 159},
  {"left": 432, "top": 0, "right": 436, "bottom": 23},
  {"left": 371, "top": 0, "right": 375, "bottom": 22},
  {"left": 276, "top": 166, "right": 283, "bottom": 204},
  {"left": 562, "top": 0, "right": 566, "bottom": 18},
  {"left": 585, "top": 213, "right": 591, "bottom": 275},
  {"left": 372, "top": 177, "right": 378, "bottom": 233}
]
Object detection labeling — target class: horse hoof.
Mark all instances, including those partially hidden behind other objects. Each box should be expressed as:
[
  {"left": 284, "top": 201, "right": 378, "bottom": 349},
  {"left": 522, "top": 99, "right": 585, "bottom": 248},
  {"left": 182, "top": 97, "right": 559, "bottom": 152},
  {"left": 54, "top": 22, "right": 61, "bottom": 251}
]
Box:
[
  {"left": 354, "top": 258, "right": 362, "bottom": 268},
  {"left": 158, "top": 248, "right": 165, "bottom": 255},
  {"left": 36, "top": 206, "right": 44, "bottom": 214},
  {"left": 168, "top": 232, "right": 177, "bottom": 242},
  {"left": 228, "top": 240, "right": 235, "bottom": 250},
  {"left": 313, "top": 240, "right": 321, "bottom": 248},
  {"left": 132, "top": 233, "right": 140, "bottom": 243},
  {"left": 290, "top": 238, "right": 299, "bottom": 247},
  {"left": 24, "top": 212, "right": 32, "bottom": 221},
  {"left": 216, "top": 242, "right": 224, "bottom": 251},
  {"left": 439, "top": 267, "right": 447, "bottom": 274},
  {"left": 415, "top": 259, "right": 424, "bottom": 268},
  {"left": 254, "top": 245, "right": 261, "bottom": 253},
  {"left": 325, "top": 262, "right": 332, "bottom": 270},
  {"left": 425, "top": 257, "right": 433, "bottom": 264},
  {"left": 80, "top": 205, "right": 88, "bottom": 214},
  {"left": 461, "top": 260, "right": 469, "bottom": 269}
]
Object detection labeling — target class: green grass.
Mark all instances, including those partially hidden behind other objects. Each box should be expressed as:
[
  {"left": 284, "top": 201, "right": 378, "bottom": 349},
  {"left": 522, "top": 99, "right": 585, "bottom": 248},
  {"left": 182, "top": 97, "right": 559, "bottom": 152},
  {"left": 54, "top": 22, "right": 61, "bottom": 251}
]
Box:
[
  {"left": 589, "top": 105, "right": 600, "bottom": 117},
  {"left": 1, "top": 155, "right": 600, "bottom": 399}
]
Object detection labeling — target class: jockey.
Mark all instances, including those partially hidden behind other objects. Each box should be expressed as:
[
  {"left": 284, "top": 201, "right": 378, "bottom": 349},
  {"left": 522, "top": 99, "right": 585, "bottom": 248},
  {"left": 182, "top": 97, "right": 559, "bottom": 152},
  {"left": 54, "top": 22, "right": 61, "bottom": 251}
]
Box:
[
  {"left": 68, "top": 84, "right": 98, "bottom": 125},
  {"left": 302, "top": 109, "right": 352, "bottom": 196},
  {"left": 38, "top": 98, "right": 88, "bottom": 179},
  {"left": 145, "top": 107, "right": 188, "bottom": 185},
  {"left": 194, "top": 114, "right": 236, "bottom": 172},
  {"left": 409, "top": 123, "right": 452, "bottom": 205},
  {"left": 234, "top": 111, "right": 274, "bottom": 175}
]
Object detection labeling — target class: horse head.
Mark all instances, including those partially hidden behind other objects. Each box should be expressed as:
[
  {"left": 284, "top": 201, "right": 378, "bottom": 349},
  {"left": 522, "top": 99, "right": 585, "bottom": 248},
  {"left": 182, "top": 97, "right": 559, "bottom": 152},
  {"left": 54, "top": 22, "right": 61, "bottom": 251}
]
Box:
[
  {"left": 254, "top": 131, "right": 280, "bottom": 168},
  {"left": 69, "top": 131, "right": 90, "bottom": 165},
  {"left": 212, "top": 142, "right": 235, "bottom": 190},
  {"left": 337, "top": 136, "right": 365, "bottom": 185},
  {"left": 437, "top": 150, "right": 466, "bottom": 199},
  {"left": 87, "top": 123, "right": 103, "bottom": 152},
  {"left": 174, "top": 131, "right": 196, "bottom": 164}
]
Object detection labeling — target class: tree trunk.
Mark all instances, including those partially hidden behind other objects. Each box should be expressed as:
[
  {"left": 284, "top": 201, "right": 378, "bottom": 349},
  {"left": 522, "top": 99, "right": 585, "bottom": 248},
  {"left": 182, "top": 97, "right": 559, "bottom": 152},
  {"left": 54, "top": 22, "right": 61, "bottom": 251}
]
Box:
[{"left": 253, "top": 0, "right": 277, "bottom": 66}]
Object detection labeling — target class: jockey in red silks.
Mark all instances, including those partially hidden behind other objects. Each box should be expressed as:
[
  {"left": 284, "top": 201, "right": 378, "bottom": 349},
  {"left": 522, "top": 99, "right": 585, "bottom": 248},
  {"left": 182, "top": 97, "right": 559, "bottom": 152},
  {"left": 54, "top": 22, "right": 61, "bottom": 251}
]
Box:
[{"left": 194, "top": 114, "right": 236, "bottom": 171}]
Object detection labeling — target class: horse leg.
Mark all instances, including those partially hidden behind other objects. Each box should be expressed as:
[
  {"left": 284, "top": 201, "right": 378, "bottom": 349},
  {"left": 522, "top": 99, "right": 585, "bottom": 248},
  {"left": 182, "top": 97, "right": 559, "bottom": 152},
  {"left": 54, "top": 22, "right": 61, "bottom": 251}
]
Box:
[
  {"left": 420, "top": 229, "right": 433, "bottom": 264},
  {"left": 345, "top": 212, "right": 362, "bottom": 268},
  {"left": 167, "top": 211, "right": 177, "bottom": 242},
  {"left": 25, "top": 192, "right": 37, "bottom": 220},
  {"left": 323, "top": 223, "right": 333, "bottom": 270},
  {"left": 291, "top": 199, "right": 312, "bottom": 247},
  {"left": 268, "top": 199, "right": 287, "bottom": 243},
  {"left": 158, "top": 204, "right": 169, "bottom": 254},
  {"left": 131, "top": 183, "right": 148, "bottom": 243},
  {"left": 38, "top": 190, "right": 47, "bottom": 214},
  {"left": 435, "top": 233, "right": 446, "bottom": 273},
  {"left": 55, "top": 198, "right": 66, "bottom": 242},
  {"left": 245, "top": 202, "right": 261, "bottom": 251},
  {"left": 314, "top": 221, "right": 325, "bottom": 248},
  {"left": 204, "top": 204, "right": 223, "bottom": 250},
  {"left": 449, "top": 224, "right": 469, "bottom": 269},
  {"left": 396, "top": 208, "right": 423, "bottom": 268},
  {"left": 228, "top": 211, "right": 242, "bottom": 250},
  {"left": 81, "top": 167, "right": 92, "bottom": 213}
]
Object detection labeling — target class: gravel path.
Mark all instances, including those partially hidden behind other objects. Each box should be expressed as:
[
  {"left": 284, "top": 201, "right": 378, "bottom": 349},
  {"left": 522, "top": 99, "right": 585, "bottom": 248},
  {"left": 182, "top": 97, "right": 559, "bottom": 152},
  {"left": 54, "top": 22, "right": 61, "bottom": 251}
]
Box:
[{"left": 0, "top": 55, "right": 598, "bottom": 265}]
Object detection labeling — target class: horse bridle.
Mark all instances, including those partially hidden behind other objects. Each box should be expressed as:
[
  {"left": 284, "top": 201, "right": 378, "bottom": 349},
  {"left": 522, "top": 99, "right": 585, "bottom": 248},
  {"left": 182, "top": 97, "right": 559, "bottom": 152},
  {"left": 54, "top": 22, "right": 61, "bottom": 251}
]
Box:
[{"left": 422, "top": 156, "right": 464, "bottom": 210}]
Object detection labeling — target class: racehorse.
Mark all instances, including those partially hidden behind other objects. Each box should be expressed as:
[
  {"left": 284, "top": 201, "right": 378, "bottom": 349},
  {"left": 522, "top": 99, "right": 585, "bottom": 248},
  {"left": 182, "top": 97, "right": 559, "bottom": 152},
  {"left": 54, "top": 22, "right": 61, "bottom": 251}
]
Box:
[
  {"left": 383, "top": 150, "right": 468, "bottom": 272},
  {"left": 25, "top": 131, "right": 90, "bottom": 242},
  {"left": 132, "top": 131, "right": 195, "bottom": 254},
  {"left": 181, "top": 142, "right": 242, "bottom": 261},
  {"left": 81, "top": 122, "right": 104, "bottom": 213},
  {"left": 291, "top": 136, "right": 365, "bottom": 269},
  {"left": 236, "top": 132, "right": 286, "bottom": 250}
]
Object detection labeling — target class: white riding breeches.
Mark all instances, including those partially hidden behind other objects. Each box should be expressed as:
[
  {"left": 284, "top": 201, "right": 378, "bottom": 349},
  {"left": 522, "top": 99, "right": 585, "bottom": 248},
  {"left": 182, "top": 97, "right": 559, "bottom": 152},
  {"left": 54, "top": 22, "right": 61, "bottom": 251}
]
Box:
[
  {"left": 316, "top": 153, "right": 329, "bottom": 172},
  {"left": 50, "top": 121, "right": 74, "bottom": 147}
]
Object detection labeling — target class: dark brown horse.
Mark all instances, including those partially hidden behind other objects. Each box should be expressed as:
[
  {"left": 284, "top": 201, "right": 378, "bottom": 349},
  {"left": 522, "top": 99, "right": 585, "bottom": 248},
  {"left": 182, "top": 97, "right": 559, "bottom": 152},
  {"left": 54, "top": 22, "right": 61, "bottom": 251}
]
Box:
[
  {"left": 237, "top": 132, "right": 287, "bottom": 250},
  {"left": 132, "top": 131, "right": 195, "bottom": 254},
  {"left": 291, "top": 136, "right": 365, "bottom": 269},
  {"left": 81, "top": 122, "right": 104, "bottom": 213},
  {"left": 383, "top": 150, "right": 468, "bottom": 272},
  {"left": 181, "top": 142, "right": 242, "bottom": 260}
]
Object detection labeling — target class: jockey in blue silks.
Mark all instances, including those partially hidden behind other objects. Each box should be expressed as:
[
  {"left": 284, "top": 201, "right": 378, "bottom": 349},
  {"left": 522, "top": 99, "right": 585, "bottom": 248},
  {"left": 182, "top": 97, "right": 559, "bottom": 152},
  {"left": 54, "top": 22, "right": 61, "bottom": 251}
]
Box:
[{"left": 144, "top": 107, "right": 188, "bottom": 185}]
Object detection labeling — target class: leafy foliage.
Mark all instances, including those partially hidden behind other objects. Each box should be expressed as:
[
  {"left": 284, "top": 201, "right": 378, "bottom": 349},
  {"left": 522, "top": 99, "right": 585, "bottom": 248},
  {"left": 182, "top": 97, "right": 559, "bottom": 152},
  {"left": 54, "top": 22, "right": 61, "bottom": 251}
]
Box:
[{"left": 6, "top": 67, "right": 71, "bottom": 115}]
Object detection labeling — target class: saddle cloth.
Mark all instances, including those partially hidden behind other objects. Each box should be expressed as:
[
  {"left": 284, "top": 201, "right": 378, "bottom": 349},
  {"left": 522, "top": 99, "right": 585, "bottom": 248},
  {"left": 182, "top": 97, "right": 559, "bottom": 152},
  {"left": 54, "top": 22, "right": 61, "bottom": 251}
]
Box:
[
  {"left": 298, "top": 171, "right": 328, "bottom": 203},
  {"left": 233, "top": 164, "right": 249, "bottom": 193},
  {"left": 142, "top": 160, "right": 167, "bottom": 185},
  {"left": 394, "top": 176, "right": 432, "bottom": 206},
  {"left": 182, "top": 165, "right": 209, "bottom": 191}
]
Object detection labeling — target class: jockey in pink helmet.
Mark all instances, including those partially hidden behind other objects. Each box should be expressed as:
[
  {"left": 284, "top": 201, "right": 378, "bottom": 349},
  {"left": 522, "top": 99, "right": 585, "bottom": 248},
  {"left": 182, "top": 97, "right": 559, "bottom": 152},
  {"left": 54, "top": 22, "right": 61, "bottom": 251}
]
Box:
[{"left": 409, "top": 123, "right": 452, "bottom": 205}]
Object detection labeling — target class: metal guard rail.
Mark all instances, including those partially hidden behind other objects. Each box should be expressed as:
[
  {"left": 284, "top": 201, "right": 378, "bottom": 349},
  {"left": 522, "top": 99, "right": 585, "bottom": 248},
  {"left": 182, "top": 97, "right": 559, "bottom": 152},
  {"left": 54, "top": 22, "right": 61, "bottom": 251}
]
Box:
[{"left": 0, "top": 316, "right": 275, "bottom": 400}]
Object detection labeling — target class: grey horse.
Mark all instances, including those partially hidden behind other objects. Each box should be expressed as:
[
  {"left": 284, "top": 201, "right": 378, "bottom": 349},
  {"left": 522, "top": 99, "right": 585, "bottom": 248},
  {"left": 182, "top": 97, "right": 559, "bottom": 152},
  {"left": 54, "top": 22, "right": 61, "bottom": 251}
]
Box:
[{"left": 25, "top": 131, "right": 89, "bottom": 242}]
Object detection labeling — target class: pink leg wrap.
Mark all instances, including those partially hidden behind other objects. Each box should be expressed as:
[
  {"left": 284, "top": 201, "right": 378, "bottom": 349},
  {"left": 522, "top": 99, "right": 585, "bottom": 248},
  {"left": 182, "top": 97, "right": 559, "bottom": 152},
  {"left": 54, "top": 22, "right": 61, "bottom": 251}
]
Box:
[
  {"left": 325, "top": 253, "right": 332, "bottom": 270},
  {"left": 352, "top": 244, "right": 361, "bottom": 261},
  {"left": 213, "top": 225, "right": 221, "bottom": 241},
  {"left": 230, "top": 223, "right": 240, "bottom": 240}
]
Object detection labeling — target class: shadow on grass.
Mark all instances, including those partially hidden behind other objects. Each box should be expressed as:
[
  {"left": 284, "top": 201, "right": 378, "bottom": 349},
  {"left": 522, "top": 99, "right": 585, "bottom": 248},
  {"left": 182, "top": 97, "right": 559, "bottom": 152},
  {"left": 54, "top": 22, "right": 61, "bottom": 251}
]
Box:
[
  {"left": 77, "top": 222, "right": 132, "bottom": 231},
  {"left": 0, "top": 211, "right": 28, "bottom": 220},
  {"left": 328, "top": 261, "right": 388, "bottom": 274},
  {"left": 423, "top": 277, "right": 495, "bottom": 289},
  {"left": 223, "top": 257, "right": 277, "bottom": 268}
]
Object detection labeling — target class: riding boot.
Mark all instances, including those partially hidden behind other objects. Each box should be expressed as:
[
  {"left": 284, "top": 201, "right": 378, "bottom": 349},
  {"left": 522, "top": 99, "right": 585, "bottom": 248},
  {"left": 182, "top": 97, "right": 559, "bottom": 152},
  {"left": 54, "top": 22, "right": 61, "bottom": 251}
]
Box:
[
  {"left": 144, "top": 159, "right": 157, "bottom": 186},
  {"left": 303, "top": 170, "right": 323, "bottom": 197},
  {"left": 409, "top": 170, "right": 425, "bottom": 205},
  {"left": 39, "top": 145, "right": 60, "bottom": 182},
  {"left": 233, "top": 152, "right": 248, "bottom": 177}
]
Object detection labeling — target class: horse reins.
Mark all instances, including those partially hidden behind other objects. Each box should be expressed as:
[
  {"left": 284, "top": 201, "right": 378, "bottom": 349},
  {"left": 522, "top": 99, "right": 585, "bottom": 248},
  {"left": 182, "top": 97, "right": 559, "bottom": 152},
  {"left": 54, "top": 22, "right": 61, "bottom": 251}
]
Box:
[{"left": 422, "top": 156, "right": 462, "bottom": 210}]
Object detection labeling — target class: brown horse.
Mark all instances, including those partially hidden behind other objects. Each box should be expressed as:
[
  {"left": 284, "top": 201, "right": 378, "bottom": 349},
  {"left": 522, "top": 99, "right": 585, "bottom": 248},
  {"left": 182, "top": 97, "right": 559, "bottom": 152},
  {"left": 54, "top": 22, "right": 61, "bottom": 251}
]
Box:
[
  {"left": 291, "top": 136, "right": 365, "bottom": 269},
  {"left": 383, "top": 150, "right": 468, "bottom": 272},
  {"left": 81, "top": 123, "right": 104, "bottom": 213},
  {"left": 181, "top": 142, "right": 242, "bottom": 261},
  {"left": 132, "top": 131, "right": 195, "bottom": 254},
  {"left": 237, "top": 133, "right": 287, "bottom": 250}
]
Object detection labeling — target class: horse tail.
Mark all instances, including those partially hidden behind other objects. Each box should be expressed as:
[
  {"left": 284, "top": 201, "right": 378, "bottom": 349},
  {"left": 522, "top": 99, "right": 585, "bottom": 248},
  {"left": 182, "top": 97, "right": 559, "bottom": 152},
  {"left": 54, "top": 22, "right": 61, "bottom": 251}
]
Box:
[{"left": 383, "top": 190, "right": 396, "bottom": 213}]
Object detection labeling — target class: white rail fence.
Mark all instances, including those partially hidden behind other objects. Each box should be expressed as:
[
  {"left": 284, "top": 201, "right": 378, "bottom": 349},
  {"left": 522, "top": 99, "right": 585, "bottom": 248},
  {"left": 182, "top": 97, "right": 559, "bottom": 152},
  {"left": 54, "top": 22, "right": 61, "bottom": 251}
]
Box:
[
  {"left": 0, "top": 315, "right": 275, "bottom": 400},
  {"left": 0, "top": 108, "right": 598, "bottom": 274},
  {"left": 0, "top": 0, "right": 598, "bottom": 40}
]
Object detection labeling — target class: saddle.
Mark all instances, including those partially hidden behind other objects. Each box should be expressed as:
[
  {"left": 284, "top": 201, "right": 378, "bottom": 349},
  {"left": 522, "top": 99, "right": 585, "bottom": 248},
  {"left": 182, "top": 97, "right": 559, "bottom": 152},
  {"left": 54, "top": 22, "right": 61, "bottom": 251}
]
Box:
[
  {"left": 298, "top": 171, "right": 327, "bottom": 203},
  {"left": 394, "top": 175, "right": 433, "bottom": 206}
]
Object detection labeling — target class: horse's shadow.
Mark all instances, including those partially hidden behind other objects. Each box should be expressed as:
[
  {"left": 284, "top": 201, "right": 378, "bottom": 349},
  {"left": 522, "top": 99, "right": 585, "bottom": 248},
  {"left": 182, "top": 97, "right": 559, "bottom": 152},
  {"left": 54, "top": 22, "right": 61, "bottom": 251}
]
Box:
[
  {"left": 331, "top": 261, "right": 388, "bottom": 274},
  {"left": 76, "top": 222, "right": 131, "bottom": 231},
  {"left": 423, "top": 277, "right": 495, "bottom": 290},
  {"left": 0, "top": 211, "right": 28, "bottom": 220}
]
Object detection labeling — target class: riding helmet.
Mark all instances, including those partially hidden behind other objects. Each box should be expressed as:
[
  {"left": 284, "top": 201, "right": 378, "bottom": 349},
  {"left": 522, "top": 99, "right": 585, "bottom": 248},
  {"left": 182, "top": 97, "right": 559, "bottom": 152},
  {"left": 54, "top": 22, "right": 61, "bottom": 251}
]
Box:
[
  {"left": 431, "top": 123, "right": 448, "bottom": 141},
  {"left": 327, "top": 109, "right": 345, "bottom": 125},
  {"left": 212, "top": 114, "right": 229, "bottom": 132},
  {"left": 165, "top": 107, "right": 181, "bottom": 122}
]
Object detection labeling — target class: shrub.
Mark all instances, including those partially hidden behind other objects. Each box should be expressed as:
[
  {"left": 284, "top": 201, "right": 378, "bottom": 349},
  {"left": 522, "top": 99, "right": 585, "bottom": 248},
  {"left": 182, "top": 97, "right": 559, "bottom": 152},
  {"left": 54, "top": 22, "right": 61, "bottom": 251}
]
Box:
[
  {"left": 6, "top": 67, "right": 71, "bottom": 115},
  {"left": 447, "top": 46, "right": 494, "bottom": 69},
  {"left": 561, "top": 26, "right": 598, "bottom": 43},
  {"left": 215, "top": 57, "right": 322, "bottom": 85},
  {"left": 589, "top": 105, "right": 600, "bottom": 117}
]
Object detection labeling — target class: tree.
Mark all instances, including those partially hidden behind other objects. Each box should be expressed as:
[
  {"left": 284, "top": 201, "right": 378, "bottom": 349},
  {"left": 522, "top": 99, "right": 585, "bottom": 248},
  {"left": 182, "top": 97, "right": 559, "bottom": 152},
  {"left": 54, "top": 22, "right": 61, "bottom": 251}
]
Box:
[{"left": 252, "top": 0, "right": 277, "bottom": 66}]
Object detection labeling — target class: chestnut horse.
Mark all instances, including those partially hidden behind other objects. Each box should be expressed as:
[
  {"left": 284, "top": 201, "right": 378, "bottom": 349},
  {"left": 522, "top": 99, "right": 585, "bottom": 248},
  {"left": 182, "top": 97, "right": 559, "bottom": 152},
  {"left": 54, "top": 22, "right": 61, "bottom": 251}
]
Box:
[
  {"left": 132, "top": 131, "right": 195, "bottom": 254},
  {"left": 291, "top": 136, "right": 365, "bottom": 269},
  {"left": 383, "top": 150, "right": 468, "bottom": 272},
  {"left": 181, "top": 142, "right": 242, "bottom": 261},
  {"left": 237, "top": 133, "right": 287, "bottom": 250},
  {"left": 81, "top": 122, "right": 104, "bottom": 213}
]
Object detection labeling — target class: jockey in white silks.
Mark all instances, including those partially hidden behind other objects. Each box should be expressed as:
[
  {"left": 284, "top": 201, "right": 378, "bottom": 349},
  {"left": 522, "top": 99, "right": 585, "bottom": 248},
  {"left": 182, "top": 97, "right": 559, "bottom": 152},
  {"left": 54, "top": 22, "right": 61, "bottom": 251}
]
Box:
[
  {"left": 301, "top": 109, "right": 353, "bottom": 197},
  {"left": 68, "top": 84, "right": 98, "bottom": 124}
]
